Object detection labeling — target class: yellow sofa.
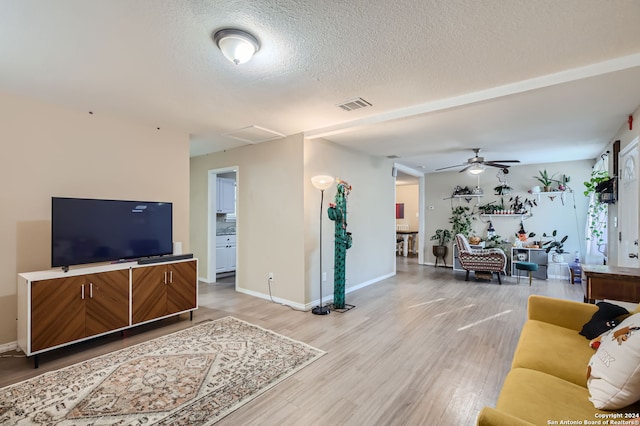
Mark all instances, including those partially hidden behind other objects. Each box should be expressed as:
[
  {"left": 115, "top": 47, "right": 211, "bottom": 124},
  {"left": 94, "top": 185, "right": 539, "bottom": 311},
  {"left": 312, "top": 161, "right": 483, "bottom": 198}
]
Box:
[{"left": 477, "top": 295, "right": 640, "bottom": 425}]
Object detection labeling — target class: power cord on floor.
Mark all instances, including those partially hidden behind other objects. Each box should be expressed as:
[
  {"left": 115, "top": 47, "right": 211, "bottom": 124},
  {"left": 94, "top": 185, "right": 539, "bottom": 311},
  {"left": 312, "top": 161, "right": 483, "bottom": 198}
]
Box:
[{"left": 267, "top": 277, "right": 308, "bottom": 312}]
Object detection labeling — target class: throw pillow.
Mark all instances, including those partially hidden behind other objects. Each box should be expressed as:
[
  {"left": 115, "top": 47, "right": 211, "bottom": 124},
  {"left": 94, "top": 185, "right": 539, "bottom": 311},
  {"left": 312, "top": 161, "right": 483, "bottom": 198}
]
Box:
[
  {"left": 587, "top": 313, "right": 640, "bottom": 409},
  {"left": 580, "top": 302, "right": 629, "bottom": 339}
]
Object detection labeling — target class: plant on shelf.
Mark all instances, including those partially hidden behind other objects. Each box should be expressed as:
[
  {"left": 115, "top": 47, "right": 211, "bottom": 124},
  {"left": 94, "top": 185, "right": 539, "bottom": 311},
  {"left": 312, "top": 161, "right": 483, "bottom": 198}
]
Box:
[
  {"left": 554, "top": 174, "right": 571, "bottom": 191},
  {"left": 450, "top": 205, "right": 473, "bottom": 236},
  {"left": 494, "top": 184, "right": 512, "bottom": 195},
  {"left": 583, "top": 170, "right": 609, "bottom": 245},
  {"left": 508, "top": 195, "right": 537, "bottom": 215},
  {"left": 534, "top": 169, "right": 557, "bottom": 192},
  {"left": 477, "top": 201, "right": 499, "bottom": 214}
]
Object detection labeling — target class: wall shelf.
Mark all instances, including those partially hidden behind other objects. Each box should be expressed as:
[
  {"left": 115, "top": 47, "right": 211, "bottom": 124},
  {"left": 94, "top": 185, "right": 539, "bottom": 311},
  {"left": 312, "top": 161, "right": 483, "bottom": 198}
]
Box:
[
  {"left": 531, "top": 190, "right": 573, "bottom": 203},
  {"left": 480, "top": 213, "right": 531, "bottom": 219},
  {"left": 446, "top": 194, "right": 483, "bottom": 203}
]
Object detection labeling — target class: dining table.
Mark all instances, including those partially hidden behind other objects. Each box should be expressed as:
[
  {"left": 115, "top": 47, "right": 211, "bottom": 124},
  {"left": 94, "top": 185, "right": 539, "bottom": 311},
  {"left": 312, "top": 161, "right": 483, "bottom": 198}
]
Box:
[{"left": 396, "top": 230, "right": 418, "bottom": 257}]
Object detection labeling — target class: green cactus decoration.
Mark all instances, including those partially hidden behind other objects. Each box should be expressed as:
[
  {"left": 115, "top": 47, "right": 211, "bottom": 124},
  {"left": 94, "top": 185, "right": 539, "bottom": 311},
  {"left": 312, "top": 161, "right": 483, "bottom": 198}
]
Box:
[{"left": 327, "top": 179, "right": 352, "bottom": 309}]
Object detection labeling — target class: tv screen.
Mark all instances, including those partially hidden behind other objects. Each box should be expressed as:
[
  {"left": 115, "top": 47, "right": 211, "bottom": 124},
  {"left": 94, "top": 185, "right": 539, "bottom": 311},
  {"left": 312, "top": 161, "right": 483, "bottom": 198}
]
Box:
[{"left": 52, "top": 197, "right": 173, "bottom": 267}]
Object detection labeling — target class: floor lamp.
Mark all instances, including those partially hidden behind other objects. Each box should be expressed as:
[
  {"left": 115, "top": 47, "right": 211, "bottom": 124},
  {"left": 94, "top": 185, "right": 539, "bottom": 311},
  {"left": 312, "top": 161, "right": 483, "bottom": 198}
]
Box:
[{"left": 311, "top": 175, "right": 334, "bottom": 315}]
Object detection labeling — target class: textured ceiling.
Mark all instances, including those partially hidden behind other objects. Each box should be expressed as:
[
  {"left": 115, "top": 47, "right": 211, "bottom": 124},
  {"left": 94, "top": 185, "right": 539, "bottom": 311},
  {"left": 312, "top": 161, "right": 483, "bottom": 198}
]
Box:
[{"left": 2, "top": 0, "right": 640, "bottom": 172}]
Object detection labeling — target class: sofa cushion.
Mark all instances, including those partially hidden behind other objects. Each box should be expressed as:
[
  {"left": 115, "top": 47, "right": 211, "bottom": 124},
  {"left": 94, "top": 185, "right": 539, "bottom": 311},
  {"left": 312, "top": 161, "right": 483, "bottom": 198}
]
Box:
[
  {"left": 512, "top": 319, "right": 594, "bottom": 387},
  {"left": 496, "top": 368, "right": 624, "bottom": 425},
  {"left": 588, "top": 313, "right": 640, "bottom": 409}
]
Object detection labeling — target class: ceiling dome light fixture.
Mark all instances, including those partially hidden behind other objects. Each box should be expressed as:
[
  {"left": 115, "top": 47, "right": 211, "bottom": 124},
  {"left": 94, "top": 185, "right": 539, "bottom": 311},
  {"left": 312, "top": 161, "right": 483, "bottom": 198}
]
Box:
[{"left": 213, "top": 28, "right": 260, "bottom": 65}]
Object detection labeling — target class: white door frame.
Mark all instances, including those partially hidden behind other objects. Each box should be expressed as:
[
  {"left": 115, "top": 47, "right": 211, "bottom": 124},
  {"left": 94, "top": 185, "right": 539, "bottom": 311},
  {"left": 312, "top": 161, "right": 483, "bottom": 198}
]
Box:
[
  {"left": 207, "top": 166, "right": 239, "bottom": 284},
  {"left": 618, "top": 138, "right": 639, "bottom": 267},
  {"left": 394, "top": 163, "right": 426, "bottom": 265}
]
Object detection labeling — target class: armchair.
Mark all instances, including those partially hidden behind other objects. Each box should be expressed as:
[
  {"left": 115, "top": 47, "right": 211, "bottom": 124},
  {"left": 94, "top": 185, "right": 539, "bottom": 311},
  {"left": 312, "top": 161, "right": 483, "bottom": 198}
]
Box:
[{"left": 454, "top": 233, "right": 507, "bottom": 284}]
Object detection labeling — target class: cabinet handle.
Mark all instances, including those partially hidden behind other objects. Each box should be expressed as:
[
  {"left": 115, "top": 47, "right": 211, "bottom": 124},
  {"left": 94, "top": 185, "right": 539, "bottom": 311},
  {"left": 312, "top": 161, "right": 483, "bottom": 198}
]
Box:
[
  {"left": 164, "top": 271, "right": 168, "bottom": 284},
  {"left": 81, "top": 284, "right": 85, "bottom": 300},
  {"left": 89, "top": 282, "right": 93, "bottom": 298},
  {"left": 169, "top": 270, "right": 173, "bottom": 284}
]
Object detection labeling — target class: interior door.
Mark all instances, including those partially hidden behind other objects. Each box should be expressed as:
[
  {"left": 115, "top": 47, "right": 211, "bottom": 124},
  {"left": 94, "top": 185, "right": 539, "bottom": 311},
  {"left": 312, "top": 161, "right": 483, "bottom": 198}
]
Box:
[{"left": 618, "top": 138, "right": 640, "bottom": 267}]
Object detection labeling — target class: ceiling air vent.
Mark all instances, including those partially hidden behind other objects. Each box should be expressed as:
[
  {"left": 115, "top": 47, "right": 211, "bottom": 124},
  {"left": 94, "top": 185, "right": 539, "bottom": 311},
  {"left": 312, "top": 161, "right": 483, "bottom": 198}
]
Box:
[{"left": 336, "top": 97, "right": 372, "bottom": 112}]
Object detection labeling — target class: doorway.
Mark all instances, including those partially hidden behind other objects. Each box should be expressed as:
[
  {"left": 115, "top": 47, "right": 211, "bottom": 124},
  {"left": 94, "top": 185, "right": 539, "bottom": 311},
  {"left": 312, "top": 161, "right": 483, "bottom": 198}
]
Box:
[
  {"left": 394, "top": 164, "right": 425, "bottom": 265},
  {"left": 207, "top": 167, "right": 239, "bottom": 284}
]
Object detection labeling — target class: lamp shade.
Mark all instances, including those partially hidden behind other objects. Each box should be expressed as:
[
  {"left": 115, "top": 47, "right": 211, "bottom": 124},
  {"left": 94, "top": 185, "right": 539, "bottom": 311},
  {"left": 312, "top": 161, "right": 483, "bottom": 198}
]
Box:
[
  {"left": 311, "top": 175, "right": 334, "bottom": 190},
  {"left": 213, "top": 29, "right": 260, "bottom": 65}
]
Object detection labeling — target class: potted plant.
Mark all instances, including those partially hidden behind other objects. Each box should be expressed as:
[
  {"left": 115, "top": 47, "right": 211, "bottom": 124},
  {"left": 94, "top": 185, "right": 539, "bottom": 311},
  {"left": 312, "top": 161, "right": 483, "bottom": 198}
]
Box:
[
  {"left": 509, "top": 196, "right": 537, "bottom": 215},
  {"left": 430, "top": 229, "right": 452, "bottom": 265},
  {"left": 534, "top": 169, "right": 557, "bottom": 192},
  {"left": 494, "top": 184, "right": 512, "bottom": 195},
  {"left": 484, "top": 234, "right": 503, "bottom": 249},
  {"left": 543, "top": 230, "right": 568, "bottom": 262}
]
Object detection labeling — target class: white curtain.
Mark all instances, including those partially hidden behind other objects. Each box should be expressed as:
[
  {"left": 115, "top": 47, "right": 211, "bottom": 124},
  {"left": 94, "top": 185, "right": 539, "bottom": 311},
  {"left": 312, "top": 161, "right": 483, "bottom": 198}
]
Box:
[{"left": 585, "top": 158, "right": 608, "bottom": 265}]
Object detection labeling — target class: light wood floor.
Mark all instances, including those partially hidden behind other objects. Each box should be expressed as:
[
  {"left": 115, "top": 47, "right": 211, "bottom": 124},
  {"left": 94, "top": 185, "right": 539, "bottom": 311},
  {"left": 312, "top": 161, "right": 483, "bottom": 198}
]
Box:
[{"left": 1, "top": 257, "right": 584, "bottom": 425}]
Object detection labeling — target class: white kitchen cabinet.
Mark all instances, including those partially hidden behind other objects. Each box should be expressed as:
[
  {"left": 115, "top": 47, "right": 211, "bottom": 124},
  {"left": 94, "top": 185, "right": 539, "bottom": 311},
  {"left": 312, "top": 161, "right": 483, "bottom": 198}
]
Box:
[
  {"left": 217, "top": 177, "right": 235, "bottom": 214},
  {"left": 216, "top": 234, "right": 236, "bottom": 272}
]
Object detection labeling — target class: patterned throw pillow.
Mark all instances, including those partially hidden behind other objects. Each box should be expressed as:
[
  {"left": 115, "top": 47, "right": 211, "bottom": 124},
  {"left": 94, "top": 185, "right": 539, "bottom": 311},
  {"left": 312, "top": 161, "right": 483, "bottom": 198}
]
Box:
[
  {"left": 587, "top": 313, "right": 640, "bottom": 409},
  {"left": 580, "top": 301, "right": 629, "bottom": 340}
]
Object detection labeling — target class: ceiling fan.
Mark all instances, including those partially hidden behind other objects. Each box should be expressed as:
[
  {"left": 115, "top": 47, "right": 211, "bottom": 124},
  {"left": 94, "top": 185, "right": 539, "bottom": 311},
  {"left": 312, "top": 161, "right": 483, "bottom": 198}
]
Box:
[{"left": 435, "top": 148, "right": 521, "bottom": 174}]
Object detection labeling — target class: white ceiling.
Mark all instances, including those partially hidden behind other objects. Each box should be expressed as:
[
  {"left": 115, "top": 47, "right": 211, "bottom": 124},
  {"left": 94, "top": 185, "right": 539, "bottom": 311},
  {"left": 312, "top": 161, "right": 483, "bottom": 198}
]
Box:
[{"left": 2, "top": 1, "right": 640, "bottom": 173}]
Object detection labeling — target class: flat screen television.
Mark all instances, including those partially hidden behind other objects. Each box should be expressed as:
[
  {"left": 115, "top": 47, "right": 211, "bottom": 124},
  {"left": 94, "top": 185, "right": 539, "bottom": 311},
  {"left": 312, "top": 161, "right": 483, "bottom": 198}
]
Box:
[{"left": 52, "top": 197, "right": 173, "bottom": 268}]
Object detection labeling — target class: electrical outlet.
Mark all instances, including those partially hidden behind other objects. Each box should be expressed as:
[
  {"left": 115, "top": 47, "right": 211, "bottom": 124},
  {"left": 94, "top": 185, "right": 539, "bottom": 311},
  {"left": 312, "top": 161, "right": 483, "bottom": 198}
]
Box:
[
  {"left": 268, "top": 272, "right": 274, "bottom": 281},
  {"left": 322, "top": 272, "right": 327, "bottom": 282}
]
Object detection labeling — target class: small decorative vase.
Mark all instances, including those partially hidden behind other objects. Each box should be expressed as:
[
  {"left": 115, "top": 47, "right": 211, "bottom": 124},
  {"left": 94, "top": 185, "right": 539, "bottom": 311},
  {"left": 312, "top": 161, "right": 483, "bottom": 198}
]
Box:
[{"left": 552, "top": 253, "right": 564, "bottom": 263}]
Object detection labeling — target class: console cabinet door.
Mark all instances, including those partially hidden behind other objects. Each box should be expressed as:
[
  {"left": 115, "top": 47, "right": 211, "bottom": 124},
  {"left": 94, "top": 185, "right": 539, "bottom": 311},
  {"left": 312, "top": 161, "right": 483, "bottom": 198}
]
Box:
[
  {"left": 131, "top": 264, "right": 167, "bottom": 324},
  {"left": 31, "top": 277, "right": 85, "bottom": 352},
  {"left": 166, "top": 260, "right": 197, "bottom": 315},
  {"left": 85, "top": 270, "right": 130, "bottom": 337}
]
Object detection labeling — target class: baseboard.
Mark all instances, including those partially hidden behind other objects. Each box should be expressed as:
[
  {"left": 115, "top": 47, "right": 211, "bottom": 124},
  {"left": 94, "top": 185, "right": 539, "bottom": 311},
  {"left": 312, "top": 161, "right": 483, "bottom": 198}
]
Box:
[
  {"left": 198, "top": 276, "right": 215, "bottom": 284},
  {"left": 235, "top": 287, "right": 307, "bottom": 311},
  {"left": 236, "top": 271, "right": 396, "bottom": 311},
  {"left": 0, "top": 340, "right": 18, "bottom": 354},
  {"left": 306, "top": 271, "right": 397, "bottom": 310}
]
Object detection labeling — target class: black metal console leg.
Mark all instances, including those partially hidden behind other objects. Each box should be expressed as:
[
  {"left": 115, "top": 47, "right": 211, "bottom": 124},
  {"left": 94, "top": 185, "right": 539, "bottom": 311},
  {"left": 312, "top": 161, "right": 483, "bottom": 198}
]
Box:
[
  {"left": 34, "top": 354, "right": 39, "bottom": 369},
  {"left": 190, "top": 311, "right": 193, "bottom": 321}
]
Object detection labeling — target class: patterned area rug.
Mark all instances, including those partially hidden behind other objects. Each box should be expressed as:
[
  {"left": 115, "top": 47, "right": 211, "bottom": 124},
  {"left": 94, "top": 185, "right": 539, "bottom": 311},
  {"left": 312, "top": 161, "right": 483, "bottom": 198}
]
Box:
[{"left": 0, "top": 316, "right": 325, "bottom": 425}]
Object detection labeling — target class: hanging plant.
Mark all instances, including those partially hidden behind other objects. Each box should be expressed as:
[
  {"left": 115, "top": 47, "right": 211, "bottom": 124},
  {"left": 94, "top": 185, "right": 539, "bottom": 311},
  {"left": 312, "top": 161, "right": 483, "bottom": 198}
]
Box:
[
  {"left": 449, "top": 206, "right": 473, "bottom": 236},
  {"left": 584, "top": 170, "right": 609, "bottom": 244}
]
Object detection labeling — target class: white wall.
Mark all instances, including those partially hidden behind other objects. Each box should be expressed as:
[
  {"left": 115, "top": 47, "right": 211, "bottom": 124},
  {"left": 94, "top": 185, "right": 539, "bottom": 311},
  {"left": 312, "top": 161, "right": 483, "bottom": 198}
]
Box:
[
  {"left": 304, "top": 138, "right": 396, "bottom": 305},
  {"left": 423, "top": 160, "right": 592, "bottom": 265},
  {"left": 190, "top": 135, "right": 396, "bottom": 308},
  {"left": 0, "top": 90, "right": 190, "bottom": 346},
  {"left": 190, "top": 135, "right": 306, "bottom": 305}
]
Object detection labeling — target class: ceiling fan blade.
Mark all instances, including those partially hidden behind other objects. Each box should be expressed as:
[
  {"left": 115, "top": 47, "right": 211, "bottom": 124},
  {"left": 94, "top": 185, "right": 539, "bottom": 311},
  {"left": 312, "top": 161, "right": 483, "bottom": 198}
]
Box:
[
  {"left": 485, "top": 163, "right": 513, "bottom": 169},
  {"left": 435, "top": 163, "right": 467, "bottom": 171},
  {"left": 486, "top": 160, "right": 520, "bottom": 163},
  {"left": 458, "top": 165, "right": 472, "bottom": 173}
]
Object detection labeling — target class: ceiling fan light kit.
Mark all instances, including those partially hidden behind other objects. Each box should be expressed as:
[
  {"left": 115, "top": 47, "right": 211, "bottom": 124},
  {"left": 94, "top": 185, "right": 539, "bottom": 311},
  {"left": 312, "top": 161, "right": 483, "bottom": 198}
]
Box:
[{"left": 468, "top": 163, "right": 486, "bottom": 175}]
